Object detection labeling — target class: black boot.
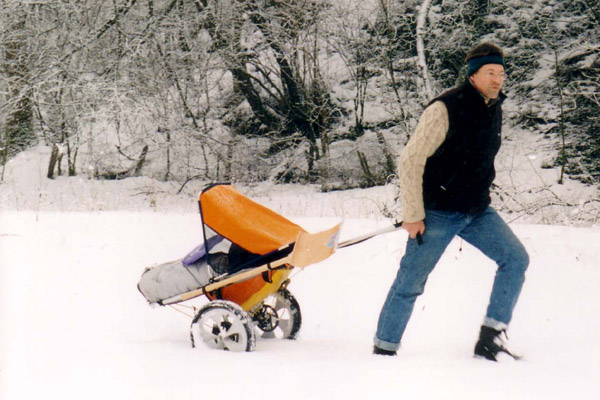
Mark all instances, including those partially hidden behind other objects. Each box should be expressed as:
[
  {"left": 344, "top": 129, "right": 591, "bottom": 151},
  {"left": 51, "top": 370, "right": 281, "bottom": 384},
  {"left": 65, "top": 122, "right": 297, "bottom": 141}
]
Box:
[
  {"left": 474, "top": 326, "right": 519, "bottom": 361},
  {"left": 373, "top": 345, "right": 397, "bottom": 356}
]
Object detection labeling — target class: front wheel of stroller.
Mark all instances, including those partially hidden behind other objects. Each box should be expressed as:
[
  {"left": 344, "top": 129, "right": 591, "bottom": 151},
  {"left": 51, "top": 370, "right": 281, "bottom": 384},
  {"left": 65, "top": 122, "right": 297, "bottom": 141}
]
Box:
[
  {"left": 253, "top": 289, "right": 302, "bottom": 340},
  {"left": 190, "top": 300, "right": 256, "bottom": 352}
]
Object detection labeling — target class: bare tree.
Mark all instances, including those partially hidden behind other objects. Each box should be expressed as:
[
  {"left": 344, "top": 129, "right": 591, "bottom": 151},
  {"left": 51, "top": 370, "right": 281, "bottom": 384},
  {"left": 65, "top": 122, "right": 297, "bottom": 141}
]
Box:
[
  {"left": 190, "top": 0, "right": 338, "bottom": 179},
  {"left": 0, "top": 3, "right": 35, "bottom": 179}
]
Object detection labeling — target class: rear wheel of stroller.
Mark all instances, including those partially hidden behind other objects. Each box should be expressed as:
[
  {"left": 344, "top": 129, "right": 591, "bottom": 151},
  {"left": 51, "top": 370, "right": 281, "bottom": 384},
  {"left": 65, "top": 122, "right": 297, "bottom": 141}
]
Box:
[
  {"left": 254, "top": 289, "right": 302, "bottom": 340},
  {"left": 190, "top": 300, "right": 256, "bottom": 352}
]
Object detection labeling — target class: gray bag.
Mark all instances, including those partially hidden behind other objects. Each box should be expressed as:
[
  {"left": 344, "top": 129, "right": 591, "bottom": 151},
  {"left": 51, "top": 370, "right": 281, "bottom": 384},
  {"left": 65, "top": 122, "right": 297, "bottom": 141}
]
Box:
[{"left": 138, "top": 257, "right": 215, "bottom": 304}]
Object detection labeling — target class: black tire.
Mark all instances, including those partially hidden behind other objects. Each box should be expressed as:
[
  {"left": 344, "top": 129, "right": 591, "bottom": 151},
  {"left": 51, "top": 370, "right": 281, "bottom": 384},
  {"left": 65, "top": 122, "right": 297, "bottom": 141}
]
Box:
[{"left": 190, "top": 300, "right": 256, "bottom": 352}]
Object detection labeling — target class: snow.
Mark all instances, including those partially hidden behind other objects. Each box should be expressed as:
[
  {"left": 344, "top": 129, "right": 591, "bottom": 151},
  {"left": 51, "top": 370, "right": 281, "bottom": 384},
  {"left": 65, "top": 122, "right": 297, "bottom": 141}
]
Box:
[{"left": 2, "top": 147, "right": 600, "bottom": 399}]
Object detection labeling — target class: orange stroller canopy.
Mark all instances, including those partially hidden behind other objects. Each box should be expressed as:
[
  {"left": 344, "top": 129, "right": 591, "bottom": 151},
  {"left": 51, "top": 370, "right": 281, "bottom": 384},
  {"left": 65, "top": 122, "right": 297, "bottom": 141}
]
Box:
[
  {"left": 198, "top": 184, "right": 307, "bottom": 310},
  {"left": 199, "top": 184, "right": 306, "bottom": 255}
]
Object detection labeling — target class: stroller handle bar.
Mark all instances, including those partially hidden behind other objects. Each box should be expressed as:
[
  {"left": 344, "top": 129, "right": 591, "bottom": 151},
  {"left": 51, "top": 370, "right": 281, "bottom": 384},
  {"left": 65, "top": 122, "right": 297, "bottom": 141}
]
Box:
[
  {"left": 161, "top": 221, "right": 415, "bottom": 306},
  {"left": 338, "top": 221, "right": 424, "bottom": 247},
  {"left": 338, "top": 221, "right": 402, "bottom": 248}
]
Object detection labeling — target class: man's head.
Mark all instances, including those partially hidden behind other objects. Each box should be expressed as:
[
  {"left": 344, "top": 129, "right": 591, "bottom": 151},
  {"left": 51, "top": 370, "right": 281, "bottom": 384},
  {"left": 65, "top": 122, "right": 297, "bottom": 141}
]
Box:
[{"left": 465, "top": 43, "right": 506, "bottom": 102}]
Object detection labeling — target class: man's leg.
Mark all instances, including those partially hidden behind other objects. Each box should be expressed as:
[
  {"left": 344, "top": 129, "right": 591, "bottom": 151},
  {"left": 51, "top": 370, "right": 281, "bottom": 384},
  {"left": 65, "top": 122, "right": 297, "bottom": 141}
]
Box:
[
  {"left": 374, "top": 210, "right": 465, "bottom": 352},
  {"left": 458, "top": 207, "right": 529, "bottom": 330}
]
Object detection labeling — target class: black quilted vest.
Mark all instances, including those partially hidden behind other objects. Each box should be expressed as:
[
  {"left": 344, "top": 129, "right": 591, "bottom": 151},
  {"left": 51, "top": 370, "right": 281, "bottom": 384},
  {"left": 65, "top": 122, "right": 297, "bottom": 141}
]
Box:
[{"left": 422, "top": 81, "right": 505, "bottom": 214}]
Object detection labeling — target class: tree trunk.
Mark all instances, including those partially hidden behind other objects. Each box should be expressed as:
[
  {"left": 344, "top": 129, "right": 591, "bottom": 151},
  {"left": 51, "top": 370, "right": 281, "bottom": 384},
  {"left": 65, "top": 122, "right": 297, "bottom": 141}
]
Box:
[
  {"left": 230, "top": 67, "right": 279, "bottom": 127},
  {"left": 357, "top": 150, "right": 376, "bottom": 187},
  {"left": 376, "top": 131, "right": 397, "bottom": 180},
  {"left": 554, "top": 45, "right": 567, "bottom": 184},
  {"left": 416, "top": 0, "right": 434, "bottom": 101},
  {"left": 47, "top": 143, "right": 60, "bottom": 179}
]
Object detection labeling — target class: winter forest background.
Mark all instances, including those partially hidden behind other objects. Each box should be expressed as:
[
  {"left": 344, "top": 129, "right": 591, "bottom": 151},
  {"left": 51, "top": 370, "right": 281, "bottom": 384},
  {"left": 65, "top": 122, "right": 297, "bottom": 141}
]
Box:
[
  {"left": 3, "top": 3, "right": 600, "bottom": 398},
  {"left": 1, "top": 0, "right": 599, "bottom": 223}
]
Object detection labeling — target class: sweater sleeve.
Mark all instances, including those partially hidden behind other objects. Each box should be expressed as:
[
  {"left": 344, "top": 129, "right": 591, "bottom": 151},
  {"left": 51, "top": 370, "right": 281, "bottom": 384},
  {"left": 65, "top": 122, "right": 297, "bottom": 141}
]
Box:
[{"left": 397, "top": 101, "right": 449, "bottom": 222}]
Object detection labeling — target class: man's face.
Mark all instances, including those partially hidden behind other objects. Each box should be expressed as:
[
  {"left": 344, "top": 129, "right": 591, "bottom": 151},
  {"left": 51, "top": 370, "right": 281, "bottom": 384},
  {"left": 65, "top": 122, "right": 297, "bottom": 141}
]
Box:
[{"left": 469, "top": 64, "right": 505, "bottom": 102}]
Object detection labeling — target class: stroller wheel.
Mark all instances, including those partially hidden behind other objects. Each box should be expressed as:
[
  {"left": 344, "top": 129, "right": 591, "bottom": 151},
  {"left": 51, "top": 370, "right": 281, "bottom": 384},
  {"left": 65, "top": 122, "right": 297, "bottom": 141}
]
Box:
[
  {"left": 190, "top": 300, "right": 256, "bottom": 352},
  {"left": 253, "top": 289, "right": 302, "bottom": 340}
]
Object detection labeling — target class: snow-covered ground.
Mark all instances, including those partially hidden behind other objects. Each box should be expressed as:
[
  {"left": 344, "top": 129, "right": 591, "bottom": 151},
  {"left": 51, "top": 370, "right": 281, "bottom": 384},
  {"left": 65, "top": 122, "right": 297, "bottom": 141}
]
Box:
[
  {"left": 1, "top": 146, "right": 600, "bottom": 399},
  {"left": 1, "top": 213, "right": 600, "bottom": 400}
]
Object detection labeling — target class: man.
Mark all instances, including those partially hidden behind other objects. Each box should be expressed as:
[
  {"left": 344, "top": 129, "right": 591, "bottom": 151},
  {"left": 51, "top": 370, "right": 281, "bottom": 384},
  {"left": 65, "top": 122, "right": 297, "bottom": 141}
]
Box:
[{"left": 373, "top": 43, "right": 529, "bottom": 361}]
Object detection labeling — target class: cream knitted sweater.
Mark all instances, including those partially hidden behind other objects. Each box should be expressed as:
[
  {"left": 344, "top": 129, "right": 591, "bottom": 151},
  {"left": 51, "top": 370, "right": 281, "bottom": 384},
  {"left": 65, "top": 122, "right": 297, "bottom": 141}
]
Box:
[{"left": 398, "top": 101, "right": 449, "bottom": 222}]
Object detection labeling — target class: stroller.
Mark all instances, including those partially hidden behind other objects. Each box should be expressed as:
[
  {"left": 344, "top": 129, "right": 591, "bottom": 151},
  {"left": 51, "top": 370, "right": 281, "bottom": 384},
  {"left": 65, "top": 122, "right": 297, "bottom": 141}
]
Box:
[
  {"left": 139, "top": 183, "right": 403, "bottom": 352},
  {"left": 138, "top": 183, "right": 344, "bottom": 352}
]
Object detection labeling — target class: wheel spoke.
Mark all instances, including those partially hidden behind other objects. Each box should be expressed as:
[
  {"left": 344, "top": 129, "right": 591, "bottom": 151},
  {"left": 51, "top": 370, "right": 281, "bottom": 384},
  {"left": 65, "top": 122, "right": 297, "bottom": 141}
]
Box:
[
  {"left": 277, "top": 319, "right": 292, "bottom": 336},
  {"left": 273, "top": 295, "right": 287, "bottom": 312},
  {"left": 223, "top": 333, "right": 246, "bottom": 352}
]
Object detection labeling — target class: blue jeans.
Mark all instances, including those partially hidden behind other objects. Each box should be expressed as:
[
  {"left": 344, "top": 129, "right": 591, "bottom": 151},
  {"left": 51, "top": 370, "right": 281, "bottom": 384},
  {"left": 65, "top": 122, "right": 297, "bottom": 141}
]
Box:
[{"left": 374, "top": 207, "right": 529, "bottom": 352}]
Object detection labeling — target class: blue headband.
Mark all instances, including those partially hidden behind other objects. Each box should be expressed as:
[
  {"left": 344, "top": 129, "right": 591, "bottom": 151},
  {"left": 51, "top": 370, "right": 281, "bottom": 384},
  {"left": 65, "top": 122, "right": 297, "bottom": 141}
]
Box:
[{"left": 467, "top": 54, "right": 505, "bottom": 76}]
